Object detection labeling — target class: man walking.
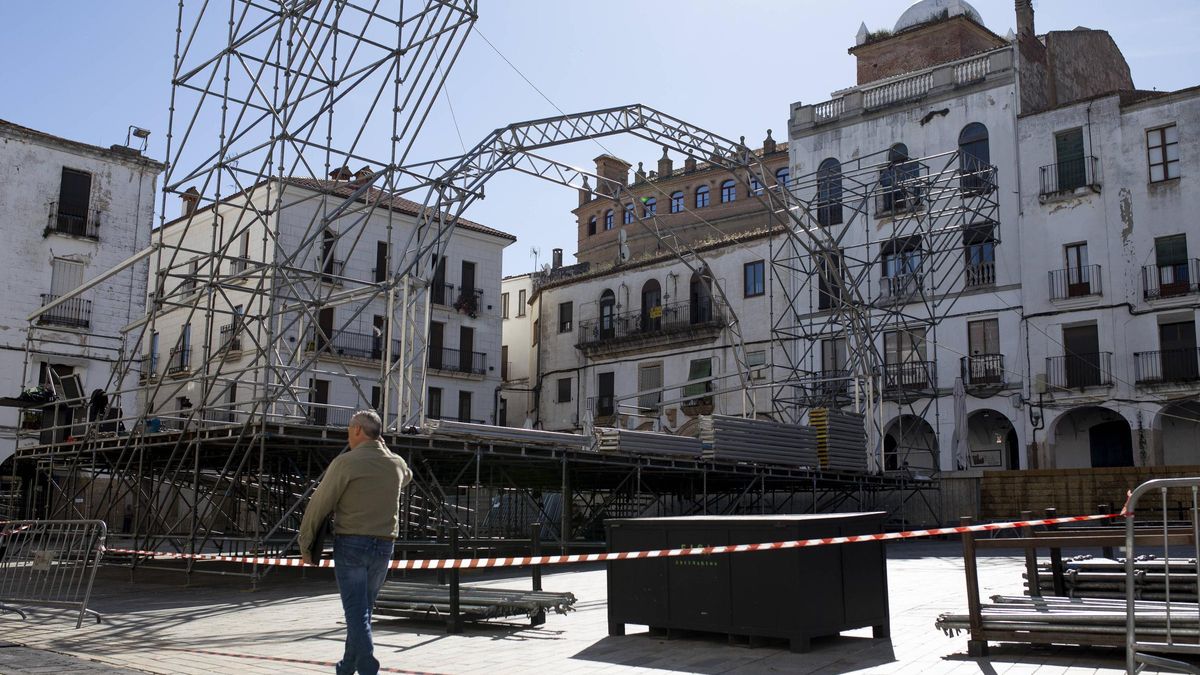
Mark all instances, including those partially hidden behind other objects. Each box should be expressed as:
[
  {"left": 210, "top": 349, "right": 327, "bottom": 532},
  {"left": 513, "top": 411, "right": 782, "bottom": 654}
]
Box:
[{"left": 300, "top": 410, "right": 412, "bottom": 675}]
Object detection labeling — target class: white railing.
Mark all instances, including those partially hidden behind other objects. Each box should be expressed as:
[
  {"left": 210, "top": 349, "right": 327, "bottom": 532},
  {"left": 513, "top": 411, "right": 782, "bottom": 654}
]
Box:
[
  {"left": 954, "top": 54, "right": 991, "bottom": 84},
  {"left": 813, "top": 97, "right": 845, "bottom": 121},
  {"left": 863, "top": 72, "right": 933, "bottom": 110}
]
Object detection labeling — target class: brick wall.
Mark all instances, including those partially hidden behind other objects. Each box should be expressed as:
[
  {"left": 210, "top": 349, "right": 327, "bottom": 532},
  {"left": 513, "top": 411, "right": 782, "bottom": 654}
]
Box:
[
  {"left": 851, "top": 17, "right": 1006, "bottom": 86},
  {"left": 980, "top": 465, "right": 1200, "bottom": 519}
]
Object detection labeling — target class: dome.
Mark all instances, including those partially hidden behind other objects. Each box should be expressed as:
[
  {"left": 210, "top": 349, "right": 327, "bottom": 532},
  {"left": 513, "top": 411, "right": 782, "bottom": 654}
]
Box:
[{"left": 893, "top": 0, "right": 984, "bottom": 33}]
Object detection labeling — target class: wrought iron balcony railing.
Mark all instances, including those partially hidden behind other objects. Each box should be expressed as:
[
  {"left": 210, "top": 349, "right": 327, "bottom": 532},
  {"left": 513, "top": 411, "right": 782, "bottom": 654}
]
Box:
[
  {"left": 453, "top": 288, "right": 483, "bottom": 316},
  {"left": 45, "top": 201, "right": 100, "bottom": 239},
  {"left": 961, "top": 354, "right": 1004, "bottom": 386},
  {"left": 430, "top": 282, "right": 455, "bottom": 306},
  {"left": 1134, "top": 348, "right": 1200, "bottom": 385},
  {"left": 306, "top": 328, "right": 400, "bottom": 361},
  {"left": 1039, "top": 155, "right": 1099, "bottom": 196},
  {"left": 166, "top": 346, "right": 192, "bottom": 375},
  {"left": 37, "top": 294, "right": 91, "bottom": 328},
  {"left": 1046, "top": 352, "right": 1113, "bottom": 390},
  {"left": 577, "top": 297, "right": 725, "bottom": 347},
  {"left": 1142, "top": 260, "right": 1200, "bottom": 300},
  {"left": 1049, "top": 265, "right": 1102, "bottom": 301},
  {"left": 880, "top": 361, "right": 935, "bottom": 392},
  {"left": 218, "top": 322, "right": 243, "bottom": 351},
  {"left": 427, "top": 347, "right": 487, "bottom": 375}
]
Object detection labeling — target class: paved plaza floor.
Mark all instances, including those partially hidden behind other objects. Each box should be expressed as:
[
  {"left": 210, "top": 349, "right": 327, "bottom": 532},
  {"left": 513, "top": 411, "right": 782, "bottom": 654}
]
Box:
[{"left": 0, "top": 541, "right": 1171, "bottom": 674}]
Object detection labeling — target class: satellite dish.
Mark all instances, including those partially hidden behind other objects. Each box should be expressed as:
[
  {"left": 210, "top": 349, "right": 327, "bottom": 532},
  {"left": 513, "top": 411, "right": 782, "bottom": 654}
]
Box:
[{"left": 617, "top": 229, "right": 630, "bottom": 263}]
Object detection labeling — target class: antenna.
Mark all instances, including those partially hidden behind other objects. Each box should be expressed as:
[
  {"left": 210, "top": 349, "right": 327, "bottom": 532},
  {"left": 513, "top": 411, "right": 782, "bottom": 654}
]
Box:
[{"left": 530, "top": 246, "right": 540, "bottom": 270}]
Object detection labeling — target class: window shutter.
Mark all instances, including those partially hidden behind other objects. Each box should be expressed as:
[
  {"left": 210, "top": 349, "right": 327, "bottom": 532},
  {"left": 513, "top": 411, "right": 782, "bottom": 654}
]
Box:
[{"left": 1156, "top": 235, "right": 1187, "bottom": 266}]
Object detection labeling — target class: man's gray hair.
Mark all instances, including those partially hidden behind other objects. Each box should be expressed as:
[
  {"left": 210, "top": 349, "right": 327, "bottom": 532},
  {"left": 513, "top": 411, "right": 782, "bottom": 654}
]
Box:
[{"left": 350, "top": 410, "right": 383, "bottom": 439}]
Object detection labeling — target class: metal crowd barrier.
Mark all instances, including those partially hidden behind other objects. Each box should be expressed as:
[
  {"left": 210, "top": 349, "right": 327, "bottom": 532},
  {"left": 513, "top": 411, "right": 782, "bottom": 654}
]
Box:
[
  {"left": 1126, "top": 478, "right": 1200, "bottom": 674},
  {"left": 0, "top": 519, "right": 107, "bottom": 628}
]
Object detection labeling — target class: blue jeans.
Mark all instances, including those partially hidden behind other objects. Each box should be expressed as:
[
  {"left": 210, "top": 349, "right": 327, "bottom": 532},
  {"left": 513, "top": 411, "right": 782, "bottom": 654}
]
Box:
[{"left": 334, "top": 535, "right": 394, "bottom": 675}]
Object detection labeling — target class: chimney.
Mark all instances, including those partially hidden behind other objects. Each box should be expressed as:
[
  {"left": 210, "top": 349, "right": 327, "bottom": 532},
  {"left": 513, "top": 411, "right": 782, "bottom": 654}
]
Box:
[
  {"left": 634, "top": 162, "right": 646, "bottom": 184},
  {"left": 329, "top": 166, "right": 353, "bottom": 181},
  {"left": 594, "top": 155, "right": 632, "bottom": 194},
  {"left": 657, "top": 148, "right": 673, "bottom": 177},
  {"left": 180, "top": 187, "right": 201, "bottom": 217},
  {"left": 552, "top": 248, "right": 563, "bottom": 269},
  {"left": 684, "top": 154, "right": 697, "bottom": 173},
  {"left": 353, "top": 165, "right": 373, "bottom": 181},
  {"left": 1015, "top": 0, "right": 1034, "bottom": 39},
  {"left": 578, "top": 176, "right": 592, "bottom": 207}
]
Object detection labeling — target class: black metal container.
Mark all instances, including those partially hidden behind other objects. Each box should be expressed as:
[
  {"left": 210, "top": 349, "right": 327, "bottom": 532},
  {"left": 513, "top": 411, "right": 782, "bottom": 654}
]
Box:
[{"left": 605, "top": 513, "right": 889, "bottom": 652}]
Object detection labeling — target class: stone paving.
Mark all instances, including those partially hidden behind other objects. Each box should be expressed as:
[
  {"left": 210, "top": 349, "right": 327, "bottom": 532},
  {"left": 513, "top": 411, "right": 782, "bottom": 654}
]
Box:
[{"left": 0, "top": 541, "right": 1171, "bottom": 674}]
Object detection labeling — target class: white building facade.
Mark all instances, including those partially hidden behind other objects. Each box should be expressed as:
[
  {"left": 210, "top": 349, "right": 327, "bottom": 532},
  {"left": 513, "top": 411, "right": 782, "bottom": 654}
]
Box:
[
  {"left": 143, "top": 178, "right": 513, "bottom": 429},
  {"left": 499, "top": 272, "right": 536, "bottom": 428},
  {"left": 0, "top": 119, "right": 162, "bottom": 466}
]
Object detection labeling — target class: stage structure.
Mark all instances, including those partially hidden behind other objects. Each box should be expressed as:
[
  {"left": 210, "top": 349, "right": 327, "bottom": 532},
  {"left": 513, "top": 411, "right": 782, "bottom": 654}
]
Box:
[{"left": 11, "top": 1, "right": 982, "bottom": 582}]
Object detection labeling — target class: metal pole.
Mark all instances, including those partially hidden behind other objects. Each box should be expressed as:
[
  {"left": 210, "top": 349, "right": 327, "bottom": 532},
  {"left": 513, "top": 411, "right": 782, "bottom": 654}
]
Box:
[{"left": 447, "top": 528, "right": 462, "bottom": 634}]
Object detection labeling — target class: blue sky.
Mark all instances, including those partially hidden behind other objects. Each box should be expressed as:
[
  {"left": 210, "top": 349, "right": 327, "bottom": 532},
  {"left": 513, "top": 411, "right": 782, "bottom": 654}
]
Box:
[{"left": 2, "top": 1, "right": 1197, "bottom": 275}]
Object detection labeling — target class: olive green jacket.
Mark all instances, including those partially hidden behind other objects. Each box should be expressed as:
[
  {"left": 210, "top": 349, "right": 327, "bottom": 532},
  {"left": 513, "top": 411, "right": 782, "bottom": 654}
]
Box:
[{"left": 298, "top": 438, "right": 412, "bottom": 554}]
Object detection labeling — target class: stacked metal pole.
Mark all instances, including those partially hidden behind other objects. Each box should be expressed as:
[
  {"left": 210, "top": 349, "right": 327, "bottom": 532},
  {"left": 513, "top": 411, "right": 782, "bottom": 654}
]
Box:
[
  {"left": 809, "top": 408, "right": 868, "bottom": 472},
  {"left": 697, "top": 415, "right": 818, "bottom": 467},
  {"left": 937, "top": 594, "right": 1200, "bottom": 639},
  {"left": 595, "top": 428, "right": 702, "bottom": 459}
]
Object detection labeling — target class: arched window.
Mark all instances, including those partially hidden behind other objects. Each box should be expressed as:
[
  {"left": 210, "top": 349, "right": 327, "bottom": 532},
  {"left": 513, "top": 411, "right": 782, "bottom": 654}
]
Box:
[
  {"left": 775, "top": 167, "right": 790, "bottom": 191},
  {"left": 670, "top": 191, "right": 684, "bottom": 213},
  {"left": 587, "top": 216, "right": 597, "bottom": 236},
  {"left": 816, "top": 158, "right": 843, "bottom": 226},
  {"left": 958, "top": 123, "right": 991, "bottom": 193},
  {"left": 604, "top": 209, "right": 614, "bottom": 230},
  {"left": 750, "top": 176, "right": 763, "bottom": 196},
  {"left": 599, "top": 289, "right": 616, "bottom": 339},
  {"left": 720, "top": 179, "right": 736, "bottom": 203},
  {"left": 640, "top": 279, "right": 662, "bottom": 332},
  {"left": 623, "top": 203, "right": 635, "bottom": 225},
  {"left": 695, "top": 184, "right": 710, "bottom": 208},
  {"left": 643, "top": 197, "right": 656, "bottom": 217},
  {"left": 880, "top": 143, "right": 918, "bottom": 214}
]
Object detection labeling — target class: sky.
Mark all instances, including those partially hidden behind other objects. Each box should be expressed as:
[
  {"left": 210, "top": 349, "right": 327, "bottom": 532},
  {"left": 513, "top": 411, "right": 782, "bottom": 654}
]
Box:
[{"left": 2, "top": 1, "right": 1198, "bottom": 276}]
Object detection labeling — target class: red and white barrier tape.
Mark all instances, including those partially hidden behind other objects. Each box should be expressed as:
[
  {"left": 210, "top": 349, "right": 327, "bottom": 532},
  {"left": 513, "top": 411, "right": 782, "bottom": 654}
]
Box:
[{"left": 103, "top": 511, "right": 1121, "bottom": 571}]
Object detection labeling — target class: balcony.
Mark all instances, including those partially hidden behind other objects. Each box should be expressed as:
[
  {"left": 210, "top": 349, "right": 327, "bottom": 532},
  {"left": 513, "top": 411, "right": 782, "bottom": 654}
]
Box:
[
  {"left": 218, "top": 322, "right": 243, "bottom": 352},
  {"left": 453, "top": 288, "right": 483, "bottom": 317},
  {"left": 880, "top": 361, "right": 935, "bottom": 396},
  {"left": 230, "top": 257, "right": 250, "bottom": 274},
  {"left": 1039, "top": 156, "right": 1100, "bottom": 198},
  {"left": 430, "top": 282, "right": 455, "bottom": 306},
  {"left": 964, "top": 261, "right": 995, "bottom": 288},
  {"left": 1142, "top": 260, "right": 1200, "bottom": 300},
  {"left": 961, "top": 354, "right": 1004, "bottom": 386},
  {"left": 1134, "top": 348, "right": 1200, "bottom": 386},
  {"left": 1049, "top": 265, "right": 1102, "bottom": 301},
  {"left": 427, "top": 347, "right": 486, "bottom": 376},
  {"left": 306, "top": 328, "right": 399, "bottom": 362},
  {"left": 799, "top": 369, "right": 852, "bottom": 404},
  {"left": 319, "top": 259, "right": 345, "bottom": 283},
  {"left": 879, "top": 272, "right": 923, "bottom": 303},
  {"left": 140, "top": 354, "right": 159, "bottom": 382},
  {"left": 166, "top": 346, "right": 191, "bottom": 376},
  {"left": 1046, "top": 352, "right": 1113, "bottom": 391},
  {"left": 45, "top": 201, "right": 100, "bottom": 240},
  {"left": 875, "top": 180, "right": 924, "bottom": 218},
  {"left": 37, "top": 294, "right": 91, "bottom": 328},
  {"left": 576, "top": 298, "right": 726, "bottom": 354}
]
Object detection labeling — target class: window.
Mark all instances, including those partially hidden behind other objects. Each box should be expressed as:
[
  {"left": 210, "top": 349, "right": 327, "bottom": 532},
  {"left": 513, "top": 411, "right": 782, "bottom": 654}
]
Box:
[
  {"left": 1063, "top": 242, "right": 1093, "bottom": 297},
  {"left": 879, "top": 143, "right": 919, "bottom": 214},
  {"left": 558, "top": 301, "right": 573, "bottom": 333},
  {"left": 599, "top": 289, "right": 616, "bottom": 339},
  {"left": 746, "top": 350, "right": 767, "bottom": 380},
  {"left": 501, "top": 292, "right": 510, "bottom": 319},
  {"left": 623, "top": 203, "right": 635, "bottom": 225},
  {"left": 817, "top": 249, "right": 844, "bottom": 310},
  {"left": 431, "top": 254, "right": 447, "bottom": 304},
  {"left": 683, "top": 358, "right": 713, "bottom": 406},
  {"left": 596, "top": 372, "right": 615, "bottom": 417},
  {"left": 458, "top": 391, "right": 473, "bottom": 423},
  {"left": 640, "top": 279, "right": 662, "bottom": 332},
  {"left": 517, "top": 289, "right": 527, "bottom": 316},
  {"left": 1054, "top": 128, "right": 1086, "bottom": 191},
  {"left": 637, "top": 363, "right": 662, "bottom": 412},
  {"left": 884, "top": 327, "right": 927, "bottom": 364},
  {"left": 557, "top": 377, "right": 572, "bottom": 403},
  {"left": 958, "top": 123, "right": 990, "bottom": 192},
  {"left": 321, "top": 229, "right": 338, "bottom": 276},
  {"left": 55, "top": 168, "right": 93, "bottom": 236},
  {"left": 670, "top": 191, "right": 684, "bottom": 213},
  {"left": 821, "top": 338, "right": 847, "bottom": 373},
  {"left": 775, "top": 167, "right": 790, "bottom": 191},
  {"left": 501, "top": 345, "right": 509, "bottom": 381},
  {"left": 1159, "top": 320, "right": 1198, "bottom": 380},
  {"left": 968, "top": 319, "right": 1000, "bottom": 356},
  {"left": 695, "top": 184, "right": 710, "bottom": 208},
  {"left": 743, "top": 260, "right": 765, "bottom": 297},
  {"left": 643, "top": 197, "right": 656, "bottom": 217},
  {"left": 588, "top": 216, "right": 597, "bottom": 236},
  {"left": 881, "top": 236, "right": 923, "bottom": 300},
  {"left": 1152, "top": 234, "right": 1190, "bottom": 296},
  {"left": 375, "top": 241, "right": 388, "bottom": 282},
  {"left": 1147, "top": 124, "right": 1180, "bottom": 182},
  {"left": 148, "top": 331, "right": 159, "bottom": 374},
  {"left": 532, "top": 318, "right": 539, "bottom": 346},
  {"left": 1062, "top": 323, "right": 1101, "bottom": 388},
  {"left": 750, "top": 176, "right": 763, "bottom": 196},
  {"left": 963, "top": 225, "right": 996, "bottom": 287},
  {"left": 604, "top": 209, "right": 614, "bottom": 230},
  {"left": 816, "top": 158, "right": 843, "bottom": 226},
  {"left": 720, "top": 179, "right": 736, "bottom": 203}
]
